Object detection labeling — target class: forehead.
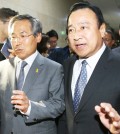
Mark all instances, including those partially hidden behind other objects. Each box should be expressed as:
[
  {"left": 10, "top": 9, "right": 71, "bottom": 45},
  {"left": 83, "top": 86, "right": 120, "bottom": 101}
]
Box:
[
  {"left": 68, "top": 8, "right": 98, "bottom": 26},
  {"left": 11, "top": 20, "right": 32, "bottom": 33},
  {"left": 104, "top": 32, "right": 112, "bottom": 38},
  {"left": 49, "top": 36, "right": 58, "bottom": 40}
]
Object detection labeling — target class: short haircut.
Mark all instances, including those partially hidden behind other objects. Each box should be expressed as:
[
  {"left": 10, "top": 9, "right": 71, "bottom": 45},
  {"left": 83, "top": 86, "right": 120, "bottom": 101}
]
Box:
[
  {"left": 9, "top": 14, "right": 42, "bottom": 36},
  {"left": 0, "top": 8, "right": 18, "bottom": 22},
  {"left": 46, "top": 29, "right": 58, "bottom": 39},
  {"left": 106, "top": 29, "right": 115, "bottom": 40},
  {"left": 66, "top": 1, "right": 105, "bottom": 34}
]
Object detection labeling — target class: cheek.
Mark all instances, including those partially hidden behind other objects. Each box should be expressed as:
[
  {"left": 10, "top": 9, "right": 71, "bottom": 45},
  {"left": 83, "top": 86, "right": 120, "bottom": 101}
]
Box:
[{"left": 11, "top": 43, "right": 16, "bottom": 50}]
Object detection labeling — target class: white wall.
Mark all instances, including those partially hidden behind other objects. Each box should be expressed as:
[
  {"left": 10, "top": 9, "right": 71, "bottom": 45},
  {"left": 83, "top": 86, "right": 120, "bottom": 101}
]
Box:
[{"left": 0, "top": 0, "right": 76, "bottom": 47}]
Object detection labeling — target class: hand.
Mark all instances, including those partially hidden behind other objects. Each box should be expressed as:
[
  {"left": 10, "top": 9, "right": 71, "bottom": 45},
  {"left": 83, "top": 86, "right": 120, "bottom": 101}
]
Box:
[
  {"left": 95, "top": 103, "right": 120, "bottom": 134},
  {"left": 11, "top": 90, "right": 29, "bottom": 113},
  {"left": 8, "top": 49, "right": 16, "bottom": 58}
]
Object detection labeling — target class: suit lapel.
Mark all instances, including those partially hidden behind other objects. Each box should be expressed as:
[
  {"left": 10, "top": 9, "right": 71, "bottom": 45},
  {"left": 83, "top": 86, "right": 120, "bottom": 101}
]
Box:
[
  {"left": 64, "top": 56, "right": 78, "bottom": 115},
  {"left": 64, "top": 56, "right": 77, "bottom": 134},
  {"left": 22, "top": 54, "right": 44, "bottom": 94},
  {"left": 75, "top": 47, "right": 111, "bottom": 116}
]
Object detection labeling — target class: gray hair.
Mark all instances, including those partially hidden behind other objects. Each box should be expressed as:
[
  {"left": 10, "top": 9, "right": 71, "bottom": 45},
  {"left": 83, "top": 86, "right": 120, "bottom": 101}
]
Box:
[{"left": 9, "top": 14, "right": 42, "bottom": 36}]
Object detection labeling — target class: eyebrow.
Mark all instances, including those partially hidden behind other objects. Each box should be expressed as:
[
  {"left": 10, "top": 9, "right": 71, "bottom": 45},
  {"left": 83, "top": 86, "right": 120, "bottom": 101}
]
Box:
[
  {"left": 11, "top": 31, "right": 28, "bottom": 35},
  {"left": 68, "top": 22, "right": 90, "bottom": 28}
]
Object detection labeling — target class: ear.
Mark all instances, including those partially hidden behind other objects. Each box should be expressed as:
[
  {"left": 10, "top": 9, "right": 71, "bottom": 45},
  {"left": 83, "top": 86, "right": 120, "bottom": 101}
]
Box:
[
  {"left": 36, "top": 33, "right": 42, "bottom": 43},
  {"left": 99, "top": 23, "right": 106, "bottom": 38}
]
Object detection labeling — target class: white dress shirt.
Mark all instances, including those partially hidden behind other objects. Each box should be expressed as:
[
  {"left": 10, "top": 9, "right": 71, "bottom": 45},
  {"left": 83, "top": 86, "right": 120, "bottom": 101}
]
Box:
[{"left": 71, "top": 44, "right": 106, "bottom": 99}]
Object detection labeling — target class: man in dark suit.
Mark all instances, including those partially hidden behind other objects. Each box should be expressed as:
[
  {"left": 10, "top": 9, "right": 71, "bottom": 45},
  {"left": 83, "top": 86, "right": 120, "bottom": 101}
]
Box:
[
  {"left": 48, "top": 45, "right": 74, "bottom": 65},
  {"left": 0, "top": 14, "right": 64, "bottom": 134},
  {"left": 112, "top": 24, "right": 120, "bottom": 54},
  {"left": 58, "top": 1, "right": 120, "bottom": 134}
]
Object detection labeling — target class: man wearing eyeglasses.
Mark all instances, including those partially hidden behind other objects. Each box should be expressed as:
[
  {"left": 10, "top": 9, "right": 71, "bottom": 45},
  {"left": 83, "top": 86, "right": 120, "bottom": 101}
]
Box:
[
  {"left": 0, "top": 8, "right": 18, "bottom": 60},
  {"left": 0, "top": 14, "right": 64, "bottom": 134}
]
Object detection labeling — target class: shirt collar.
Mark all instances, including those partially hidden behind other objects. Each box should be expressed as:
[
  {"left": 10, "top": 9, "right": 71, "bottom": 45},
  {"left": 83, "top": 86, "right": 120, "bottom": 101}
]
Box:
[
  {"left": 86, "top": 43, "right": 106, "bottom": 68},
  {"left": 78, "top": 43, "right": 106, "bottom": 68},
  {"left": 17, "top": 50, "right": 38, "bottom": 66}
]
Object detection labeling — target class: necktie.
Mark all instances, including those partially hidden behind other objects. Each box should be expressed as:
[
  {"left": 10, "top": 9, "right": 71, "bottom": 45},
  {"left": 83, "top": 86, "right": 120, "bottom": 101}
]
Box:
[
  {"left": 17, "top": 61, "right": 27, "bottom": 90},
  {"left": 73, "top": 60, "right": 87, "bottom": 113}
]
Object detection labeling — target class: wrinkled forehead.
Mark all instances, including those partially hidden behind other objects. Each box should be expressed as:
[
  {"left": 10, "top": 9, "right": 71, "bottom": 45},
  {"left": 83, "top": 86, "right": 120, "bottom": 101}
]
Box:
[{"left": 9, "top": 20, "right": 32, "bottom": 34}]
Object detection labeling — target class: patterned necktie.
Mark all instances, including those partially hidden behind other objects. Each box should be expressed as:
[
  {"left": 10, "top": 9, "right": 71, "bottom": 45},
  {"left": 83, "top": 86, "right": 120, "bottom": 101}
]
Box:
[
  {"left": 17, "top": 61, "right": 27, "bottom": 90},
  {"left": 73, "top": 60, "right": 87, "bottom": 113}
]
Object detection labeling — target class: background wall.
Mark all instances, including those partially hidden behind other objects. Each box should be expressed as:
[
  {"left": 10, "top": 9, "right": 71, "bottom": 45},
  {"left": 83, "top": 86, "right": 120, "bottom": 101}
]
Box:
[{"left": 0, "top": 0, "right": 79, "bottom": 47}]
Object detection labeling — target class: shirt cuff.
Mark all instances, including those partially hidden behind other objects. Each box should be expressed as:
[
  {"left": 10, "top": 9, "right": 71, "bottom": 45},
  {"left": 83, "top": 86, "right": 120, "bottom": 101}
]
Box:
[{"left": 20, "top": 100, "right": 31, "bottom": 116}]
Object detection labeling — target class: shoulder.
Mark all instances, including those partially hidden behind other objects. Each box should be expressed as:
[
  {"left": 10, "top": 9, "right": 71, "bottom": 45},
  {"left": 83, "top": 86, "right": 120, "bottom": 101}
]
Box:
[
  {"left": 112, "top": 46, "right": 120, "bottom": 54},
  {"left": 36, "top": 53, "right": 62, "bottom": 68}
]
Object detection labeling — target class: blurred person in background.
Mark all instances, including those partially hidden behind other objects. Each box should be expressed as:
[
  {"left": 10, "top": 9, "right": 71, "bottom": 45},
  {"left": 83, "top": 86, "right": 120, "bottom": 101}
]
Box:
[
  {"left": 0, "top": 7, "right": 18, "bottom": 59},
  {"left": 112, "top": 24, "right": 120, "bottom": 53},
  {"left": 103, "top": 28, "right": 116, "bottom": 49},
  {"left": 46, "top": 29, "right": 59, "bottom": 54},
  {"left": 48, "top": 37, "right": 75, "bottom": 65},
  {"left": 37, "top": 33, "right": 50, "bottom": 57}
]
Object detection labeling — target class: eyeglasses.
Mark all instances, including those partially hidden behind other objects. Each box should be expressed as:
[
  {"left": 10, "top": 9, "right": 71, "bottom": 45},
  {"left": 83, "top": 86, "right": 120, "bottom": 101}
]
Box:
[{"left": 10, "top": 34, "right": 33, "bottom": 42}]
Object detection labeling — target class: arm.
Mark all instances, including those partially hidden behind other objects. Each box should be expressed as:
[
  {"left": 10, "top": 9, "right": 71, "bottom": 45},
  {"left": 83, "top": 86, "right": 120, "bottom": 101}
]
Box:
[{"left": 95, "top": 103, "right": 120, "bottom": 134}]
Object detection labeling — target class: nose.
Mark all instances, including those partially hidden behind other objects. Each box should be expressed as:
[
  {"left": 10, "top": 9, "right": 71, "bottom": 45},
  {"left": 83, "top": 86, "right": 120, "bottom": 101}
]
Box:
[
  {"left": 15, "top": 37, "right": 22, "bottom": 44},
  {"left": 73, "top": 30, "right": 82, "bottom": 41}
]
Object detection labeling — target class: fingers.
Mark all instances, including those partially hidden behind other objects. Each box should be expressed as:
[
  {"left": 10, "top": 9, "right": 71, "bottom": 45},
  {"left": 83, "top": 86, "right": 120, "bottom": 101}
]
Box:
[
  {"left": 100, "top": 103, "right": 120, "bottom": 121},
  {"left": 8, "top": 49, "right": 16, "bottom": 58},
  {"left": 11, "top": 90, "right": 29, "bottom": 113},
  {"left": 95, "top": 105, "right": 101, "bottom": 113},
  {"left": 95, "top": 103, "right": 120, "bottom": 134}
]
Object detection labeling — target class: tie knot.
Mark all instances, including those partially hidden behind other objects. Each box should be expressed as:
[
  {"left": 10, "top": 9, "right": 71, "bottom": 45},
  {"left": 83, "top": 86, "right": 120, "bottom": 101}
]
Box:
[
  {"left": 82, "top": 60, "right": 87, "bottom": 66},
  {"left": 21, "top": 61, "right": 27, "bottom": 68}
]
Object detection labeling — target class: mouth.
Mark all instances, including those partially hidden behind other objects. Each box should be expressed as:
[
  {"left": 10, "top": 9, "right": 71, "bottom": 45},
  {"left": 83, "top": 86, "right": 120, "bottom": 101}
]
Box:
[
  {"left": 75, "top": 43, "right": 86, "bottom": 48},
  {"left": 15, "top": 48, "right": 23, "bottom": 53}
]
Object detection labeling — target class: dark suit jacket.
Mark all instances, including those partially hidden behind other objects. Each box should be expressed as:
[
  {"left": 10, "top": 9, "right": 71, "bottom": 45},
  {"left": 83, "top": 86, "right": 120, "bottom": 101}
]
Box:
[
  {"left": 112, "top": 46, "right": 120, "bottom": 54},
  {"left": 1, "top": 38, "right": 12, "bottom": 58},
  {"left": 59, "top": 47, "right": 120, "bottom": 134},
  {"left": 48, "top": 46, "right": 71, "bottom": 65},
  {"left": 0, "top": 44, "right": 5, "bottom": 61},
  {"left": 0, "top": 53, "right": 65, "bottom": 134}
]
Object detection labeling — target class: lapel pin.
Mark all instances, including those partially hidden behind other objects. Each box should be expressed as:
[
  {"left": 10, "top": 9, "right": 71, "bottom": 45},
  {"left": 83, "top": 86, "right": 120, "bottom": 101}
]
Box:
[{"left": 36, "top": 68, "right": 39, "bottom": 73}]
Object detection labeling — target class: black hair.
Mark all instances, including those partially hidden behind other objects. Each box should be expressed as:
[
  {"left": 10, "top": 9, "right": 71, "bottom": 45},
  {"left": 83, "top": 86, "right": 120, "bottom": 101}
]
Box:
[
  {"left": 46, "top": 29, "right": 58, "bottom": 39},
  {"left": 37, "top": 33, "right": 50, "bottom": 54},
  {"left": 66, "top": 1, "right": 105, "bottom": 35},
  {"left": 106, "top": 29, "right": 115, "bottom": 40},
  {"left": 0, "top": 8, "right": 18, "bottom": 22}
]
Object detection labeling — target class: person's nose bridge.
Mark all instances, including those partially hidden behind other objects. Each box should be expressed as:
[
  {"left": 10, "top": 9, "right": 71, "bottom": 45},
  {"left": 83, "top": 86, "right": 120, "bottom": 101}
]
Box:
[
  {"left": 15, "top": 36, "right": 23, "bottom": 43},
  {"left": 73, "top": 28, "right": 83, "bottom": 40}
]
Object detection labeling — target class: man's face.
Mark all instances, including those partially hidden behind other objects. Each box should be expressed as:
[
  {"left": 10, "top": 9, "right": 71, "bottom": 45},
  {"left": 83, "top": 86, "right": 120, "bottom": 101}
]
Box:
[
  {"left": 9, "top": 20, "right": 41, "bottom": 60},
  {"left": 103, "top": 32, "right": 115, "bottom": 48},
  {"left": 67, "top": 8, "right": 105, "bottom": 58},
  {"left": 49, "top": 36, "right": 58, "bottom": 49},
  {"left": 0, "top": 19, "right": 10, "bottom": 43}
]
